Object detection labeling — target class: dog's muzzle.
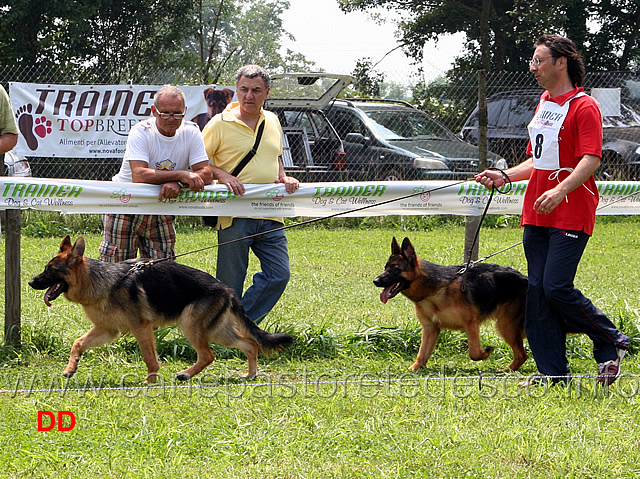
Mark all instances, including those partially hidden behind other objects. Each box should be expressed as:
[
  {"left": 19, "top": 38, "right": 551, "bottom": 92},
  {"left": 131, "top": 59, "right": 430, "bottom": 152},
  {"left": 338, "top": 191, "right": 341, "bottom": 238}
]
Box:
[
  {"left": 29, "top": 277, "right": 68, "bottom": 307},
  {"left": 373, "top": 275, "right": 407, "bottom": 304}
]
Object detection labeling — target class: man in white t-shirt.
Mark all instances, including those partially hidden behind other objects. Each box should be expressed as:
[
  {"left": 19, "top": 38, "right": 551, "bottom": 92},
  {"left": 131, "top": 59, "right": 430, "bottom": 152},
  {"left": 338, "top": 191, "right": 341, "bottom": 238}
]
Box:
[{"left": 99, "top": 85, "right": 212, "bottom": 262}]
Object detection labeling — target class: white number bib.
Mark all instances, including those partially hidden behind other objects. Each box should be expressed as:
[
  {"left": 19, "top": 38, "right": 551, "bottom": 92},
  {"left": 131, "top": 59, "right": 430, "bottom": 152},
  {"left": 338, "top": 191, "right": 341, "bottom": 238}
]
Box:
[{"left": 527, "top": 91, "right": 586, "bottom": 170}]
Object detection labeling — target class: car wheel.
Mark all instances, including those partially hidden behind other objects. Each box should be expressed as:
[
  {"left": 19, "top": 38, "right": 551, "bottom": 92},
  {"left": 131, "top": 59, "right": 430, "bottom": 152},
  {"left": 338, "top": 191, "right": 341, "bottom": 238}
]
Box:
[{"left": 379, "top": 168, "right": 403, "bottom": 181}]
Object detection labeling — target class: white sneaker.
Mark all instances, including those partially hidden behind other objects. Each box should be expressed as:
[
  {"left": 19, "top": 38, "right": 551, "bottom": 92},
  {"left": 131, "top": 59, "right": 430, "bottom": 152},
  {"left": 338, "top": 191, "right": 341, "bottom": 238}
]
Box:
[{"left": 597, "top": 348, "right": 626, "bottom": 385}]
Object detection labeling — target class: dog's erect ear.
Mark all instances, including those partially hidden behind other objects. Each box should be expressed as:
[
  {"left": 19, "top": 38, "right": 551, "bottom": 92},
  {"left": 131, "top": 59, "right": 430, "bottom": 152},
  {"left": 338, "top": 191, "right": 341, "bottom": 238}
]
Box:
[
  {"left": 391, "top": 237, "right": 401, "bottom": 255},
  {"left": 71, "top": 236, "right": 86, "bottom": 258},
  {"left": 401, "top": 237, "right": 418, "bottom": 266},
  {"left": 60, "top": 235, "right": 72, "bottom": 253}
]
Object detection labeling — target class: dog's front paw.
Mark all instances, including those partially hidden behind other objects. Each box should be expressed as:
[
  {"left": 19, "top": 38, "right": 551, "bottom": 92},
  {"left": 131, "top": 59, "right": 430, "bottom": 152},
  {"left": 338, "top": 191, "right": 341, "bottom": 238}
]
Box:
[{"left": 408, "top": 362, "right": 424, "bottom": 371}]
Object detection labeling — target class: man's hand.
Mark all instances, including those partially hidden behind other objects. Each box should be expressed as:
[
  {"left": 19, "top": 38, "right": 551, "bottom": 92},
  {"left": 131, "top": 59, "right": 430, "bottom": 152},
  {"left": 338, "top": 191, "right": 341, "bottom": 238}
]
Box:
[
  {"left": 276, "top": 175, "right": 299, "bottom": 194},
  {"left": 178, "top": 171, "right": 205, "bottom": 192},
  {"left": 158, "top": 181, "right": 182, "bottom": 201},
  {"left": 533, "top": 188, "right": 565, "bottom": 215},
  {"left": 475, "top": 169, "right": 506, "bottom": 189},
  {"left": 215, "top": 168, "right": 246, "bottom": 196}
]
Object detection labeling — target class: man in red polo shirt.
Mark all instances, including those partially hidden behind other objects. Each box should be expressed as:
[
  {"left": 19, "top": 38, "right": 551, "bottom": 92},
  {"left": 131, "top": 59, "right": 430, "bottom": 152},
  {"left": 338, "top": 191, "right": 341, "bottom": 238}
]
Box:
[{"left": 476, "top": 35, "right": 629, "bottom": 387}]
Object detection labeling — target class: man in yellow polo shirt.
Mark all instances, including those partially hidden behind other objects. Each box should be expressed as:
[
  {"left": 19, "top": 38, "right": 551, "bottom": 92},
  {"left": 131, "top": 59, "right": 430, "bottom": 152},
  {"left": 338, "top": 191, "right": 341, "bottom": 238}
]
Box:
[{"left": 202, "top": 65, "right": 299, "bottom": 324}]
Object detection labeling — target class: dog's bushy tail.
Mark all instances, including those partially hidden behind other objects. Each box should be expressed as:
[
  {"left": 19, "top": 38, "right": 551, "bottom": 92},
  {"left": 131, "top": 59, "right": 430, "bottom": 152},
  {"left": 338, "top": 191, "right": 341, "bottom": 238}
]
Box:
[{"left": 232, "top": 296, "right": 294, "bottom": 353}]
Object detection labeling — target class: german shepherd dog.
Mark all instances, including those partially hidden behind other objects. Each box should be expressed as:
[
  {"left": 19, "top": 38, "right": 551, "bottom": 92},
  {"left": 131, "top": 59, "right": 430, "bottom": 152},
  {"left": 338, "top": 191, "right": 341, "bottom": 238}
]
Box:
[
  {"left": 374, "top": 237, "right": 528, "bottom": 372},
  {"left": 29, "top": 235, "right": 293, "bottom": 383}
]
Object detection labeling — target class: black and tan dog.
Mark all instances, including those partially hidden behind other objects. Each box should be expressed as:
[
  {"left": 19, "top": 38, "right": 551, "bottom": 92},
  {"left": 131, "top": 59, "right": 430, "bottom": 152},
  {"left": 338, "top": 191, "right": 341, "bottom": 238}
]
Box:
[
  {"left": 29, "top": 235, "right": 292, "bottom": 383},
  {"left": 374, "top": 237, "right": 528, "bottom": 372},
  {"left": 191, "top": 87, "right": 234, "bottom": 130}
]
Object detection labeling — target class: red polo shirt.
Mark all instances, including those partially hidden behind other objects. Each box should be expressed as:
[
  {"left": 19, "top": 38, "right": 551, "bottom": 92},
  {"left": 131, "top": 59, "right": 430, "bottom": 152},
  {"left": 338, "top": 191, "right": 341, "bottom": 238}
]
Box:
[{"left": 522, "top": 87, "right": 602, "bottom": 235}]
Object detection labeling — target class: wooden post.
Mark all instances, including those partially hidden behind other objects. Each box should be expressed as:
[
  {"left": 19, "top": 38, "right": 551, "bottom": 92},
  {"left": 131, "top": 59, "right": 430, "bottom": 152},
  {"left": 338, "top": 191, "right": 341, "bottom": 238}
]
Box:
[
  {"left": 464, "top": 70, "right": 488, "bottom": 264},
  {"left": 4, "top": 208, "right": 21, "bottom": 348}
]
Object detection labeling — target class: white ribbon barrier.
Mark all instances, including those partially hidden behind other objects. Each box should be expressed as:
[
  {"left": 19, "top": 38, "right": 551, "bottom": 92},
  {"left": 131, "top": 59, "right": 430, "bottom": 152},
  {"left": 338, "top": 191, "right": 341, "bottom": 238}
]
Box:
[{"left": 2, "top": 178, "right": 640, "bottom": 216}]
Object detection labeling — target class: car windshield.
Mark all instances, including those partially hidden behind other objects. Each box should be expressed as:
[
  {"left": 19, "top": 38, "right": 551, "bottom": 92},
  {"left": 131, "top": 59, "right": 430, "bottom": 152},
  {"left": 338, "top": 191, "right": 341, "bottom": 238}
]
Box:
[{"left": 365, "top": 110, "right": 458, "bottom": 141}]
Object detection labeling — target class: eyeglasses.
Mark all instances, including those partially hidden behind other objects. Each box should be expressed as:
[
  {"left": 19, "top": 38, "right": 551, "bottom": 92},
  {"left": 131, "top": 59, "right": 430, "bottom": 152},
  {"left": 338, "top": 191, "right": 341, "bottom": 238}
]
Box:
[
  {"left": 530, "top": 56, "right": 554, "bottom": 66},
  {"left": 156, "top": 111, "right": 185, "bottom": 119}
]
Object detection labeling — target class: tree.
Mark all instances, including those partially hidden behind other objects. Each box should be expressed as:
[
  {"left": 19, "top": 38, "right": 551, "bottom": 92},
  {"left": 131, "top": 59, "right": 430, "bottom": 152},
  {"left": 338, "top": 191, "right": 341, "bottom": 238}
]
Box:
[
  {"left": 349, "top": 57, "right": 385, "bottom": 97},
  {"left": 337, "top": 0, "right": 640, "bottom": 74},
  {"left": 0, "top": 0, "right": 312, "bottom": 85},
  {"left": 588, "top": 0, "right": 640, "bottom": 70},
  {"left": 0, "top": 0, "right": 197, "bottom": 83},
  {"left": 0, "top": 0, "right": 98, "bottom": 78},
  {"left": 183, "top": 0, "right": 315, "bottom": 85}
]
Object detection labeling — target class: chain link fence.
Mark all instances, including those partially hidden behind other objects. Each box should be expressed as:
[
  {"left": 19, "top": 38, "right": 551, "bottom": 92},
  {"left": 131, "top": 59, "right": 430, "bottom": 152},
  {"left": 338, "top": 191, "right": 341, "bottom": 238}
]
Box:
[{"left": 3, "top": 64, "right": 640, "bottom": 182}]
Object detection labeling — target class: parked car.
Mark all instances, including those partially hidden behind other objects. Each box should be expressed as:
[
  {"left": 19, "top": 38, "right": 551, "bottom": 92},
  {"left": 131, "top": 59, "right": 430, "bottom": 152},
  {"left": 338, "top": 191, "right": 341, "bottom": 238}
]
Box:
[
  {"left": 2, "top": 150, "right": 31, "bottom": 177},
  {"left": 323, "top": 98, "right": 507, "bottom": 181},
  {"left": 461, "top": 90, "right": 640, "bottom": 180},
  {"left": 265, "top": 73, "right": 352, "bottom": 182}
]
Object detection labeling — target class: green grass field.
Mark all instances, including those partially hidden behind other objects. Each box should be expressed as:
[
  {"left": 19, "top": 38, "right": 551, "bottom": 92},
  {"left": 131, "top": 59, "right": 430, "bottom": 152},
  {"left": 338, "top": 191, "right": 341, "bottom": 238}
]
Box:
[{"left": 1, "top": 216, "right": 640, "bottom": 478}]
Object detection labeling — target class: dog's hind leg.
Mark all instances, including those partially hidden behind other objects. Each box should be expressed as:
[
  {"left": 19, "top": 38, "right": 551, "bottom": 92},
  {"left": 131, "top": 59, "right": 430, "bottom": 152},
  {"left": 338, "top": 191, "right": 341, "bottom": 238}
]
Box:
[
  {"left": 237, "top": 340, "right": 260, "bottom": 379},
  {"left": 130, "top": 324, "right": 161, "bottom": 384},
  {"left": 410, "top": 321, "right": 440, "bottom": 371},
  {"left": 63, "top": 327, "right": 119, "bottom": 378},
  {"left": 215, "top": 332, "right": 260, "bottom": 379},
  {"left": 464, "top": 319, "right": 494, "bottom": 362},
  {"left": 176, "top": 333, "right": 216, "bottom": 382}
]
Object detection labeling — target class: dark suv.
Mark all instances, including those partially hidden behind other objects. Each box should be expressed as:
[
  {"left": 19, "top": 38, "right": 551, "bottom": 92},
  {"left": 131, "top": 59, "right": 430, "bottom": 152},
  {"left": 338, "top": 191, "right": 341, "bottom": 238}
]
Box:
[
  {"left": 265, "top": 73, "right": 352, "bottom": 182},
  {"left": 461, "top": 90, "right": 640, "bottom": 180},
  {"left": 323, "top": 99, "right": 507, "bottom": 181}
]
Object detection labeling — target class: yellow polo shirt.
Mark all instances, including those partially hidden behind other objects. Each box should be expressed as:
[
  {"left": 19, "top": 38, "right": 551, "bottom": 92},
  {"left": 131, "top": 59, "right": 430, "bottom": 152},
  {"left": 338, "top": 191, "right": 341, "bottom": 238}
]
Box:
[
  {"left": 202, "top": 102, "right": 283, "bottom": 229},
  {"left": 0, "top": 86, "right": 18, "bottom": 135}
]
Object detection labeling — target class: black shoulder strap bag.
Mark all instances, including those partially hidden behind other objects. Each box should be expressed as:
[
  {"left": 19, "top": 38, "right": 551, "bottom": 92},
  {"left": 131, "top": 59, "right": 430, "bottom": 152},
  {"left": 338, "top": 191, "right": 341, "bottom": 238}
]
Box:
[{"left": 203, "top": 120, "right": 266, "bottom": 228}]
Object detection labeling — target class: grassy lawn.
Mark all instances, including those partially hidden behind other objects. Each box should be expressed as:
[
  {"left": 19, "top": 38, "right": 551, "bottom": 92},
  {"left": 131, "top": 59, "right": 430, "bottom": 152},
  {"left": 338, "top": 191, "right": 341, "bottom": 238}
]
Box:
[{"left": 1, "top": 216, "right": 640, "bottom": 478}]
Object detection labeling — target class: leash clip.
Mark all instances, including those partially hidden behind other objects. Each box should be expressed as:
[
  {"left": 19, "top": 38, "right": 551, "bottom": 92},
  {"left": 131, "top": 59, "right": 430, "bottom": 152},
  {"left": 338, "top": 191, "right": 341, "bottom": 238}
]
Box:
[{"left": 125, "top": 260, "right": 152, "bottom": 277}]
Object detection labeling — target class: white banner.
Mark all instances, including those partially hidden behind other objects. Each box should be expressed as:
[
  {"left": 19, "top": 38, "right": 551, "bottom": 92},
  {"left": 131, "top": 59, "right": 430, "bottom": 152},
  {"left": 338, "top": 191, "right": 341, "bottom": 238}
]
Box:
[
  {"left": 2, "top": 179, "right": 640, "bottom": 216},
  {"left": 9, "top": 82, "right": 236, "bottom": 158}
]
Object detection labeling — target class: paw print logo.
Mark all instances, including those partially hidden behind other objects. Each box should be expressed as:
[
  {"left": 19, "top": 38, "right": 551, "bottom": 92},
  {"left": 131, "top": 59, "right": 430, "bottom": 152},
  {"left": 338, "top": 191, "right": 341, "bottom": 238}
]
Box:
[
  {"left": 413, "top": 185, "right": 430, "bottom": 203},
  {"left": 112, "top": 188, "right": 132, "bottom": 204},
  {"left": 15, "top": 104, "right": 53, "bottom": 151},
  {"left": 266, "top": 188, "right": 284, "bottom": 202}
]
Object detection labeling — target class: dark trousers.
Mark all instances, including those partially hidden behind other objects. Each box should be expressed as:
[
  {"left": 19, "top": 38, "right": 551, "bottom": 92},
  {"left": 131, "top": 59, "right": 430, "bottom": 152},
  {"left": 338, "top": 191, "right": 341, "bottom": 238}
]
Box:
[{"left": 523, "top": 225, "right": 629, "bottom": 379}]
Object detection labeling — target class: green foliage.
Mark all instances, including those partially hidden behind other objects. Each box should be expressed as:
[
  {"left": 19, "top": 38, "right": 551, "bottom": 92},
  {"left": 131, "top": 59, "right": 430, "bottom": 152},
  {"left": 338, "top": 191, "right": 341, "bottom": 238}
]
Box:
[
  {"left": 20, "top": 211, "right": 102, "bottom": 237},
  {"left": 0, "top": 0, "right": 197, "bottom": 83},
  {"left": 339, "top": 0, "right": 640, "bottom": 74},
  {"left": 0, "top": 0, "right": 314, "bottom": 85},
  {"left": 180, "top": 0, "right": 315, "bottom": 84},
  {"left": 349, "top": 57, "right": 385, "bottom": 98}
]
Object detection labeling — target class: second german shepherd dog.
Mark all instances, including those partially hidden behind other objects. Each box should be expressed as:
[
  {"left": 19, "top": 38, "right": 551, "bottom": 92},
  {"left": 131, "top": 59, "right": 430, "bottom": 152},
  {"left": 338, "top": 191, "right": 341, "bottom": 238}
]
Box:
[
  {"left": 29, "top": 235, "right": 293, "bottom": 383},
  {"left": 374, "top": 237, "right": 528, "bottom": 372}
]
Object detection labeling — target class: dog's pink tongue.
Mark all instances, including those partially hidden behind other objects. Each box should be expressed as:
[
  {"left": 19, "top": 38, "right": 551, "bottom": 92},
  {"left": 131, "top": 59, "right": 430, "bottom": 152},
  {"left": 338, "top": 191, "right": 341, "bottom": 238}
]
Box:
[
  {"left": 43, "top": 286, "right": 56, "bottom": 307},
  {"left": 380, "top": 287, "right": 391, "bottom": 304}
]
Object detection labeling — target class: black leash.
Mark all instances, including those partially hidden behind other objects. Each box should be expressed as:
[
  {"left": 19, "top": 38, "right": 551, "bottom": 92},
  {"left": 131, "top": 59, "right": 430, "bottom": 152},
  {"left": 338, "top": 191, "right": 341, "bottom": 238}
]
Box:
[
  {"left": 127, "top": 175, "right": 640, "bottom": 276},
  {"left": 461, "top": 179, "right": 640, "bottom": 273},
  {"left": 458, "top": 169, "right": 512, "bottom": 291},
  {"left": 126, "top": 179, "right": 474, "bottom": 273}
]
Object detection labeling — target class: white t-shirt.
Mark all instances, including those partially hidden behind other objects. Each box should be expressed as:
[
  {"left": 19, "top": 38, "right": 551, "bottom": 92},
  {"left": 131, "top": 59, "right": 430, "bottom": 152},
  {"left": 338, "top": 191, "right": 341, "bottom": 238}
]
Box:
[{"left": 113, "top": 118, "right": 209, "bottom": 183}]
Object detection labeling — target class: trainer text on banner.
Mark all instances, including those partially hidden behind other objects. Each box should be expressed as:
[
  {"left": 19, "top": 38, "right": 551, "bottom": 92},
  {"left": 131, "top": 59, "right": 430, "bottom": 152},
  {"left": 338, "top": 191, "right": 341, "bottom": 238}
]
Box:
[{"left": 1, "top": 180, "right": 639, "bottom": 216}]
